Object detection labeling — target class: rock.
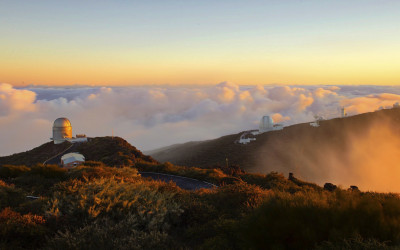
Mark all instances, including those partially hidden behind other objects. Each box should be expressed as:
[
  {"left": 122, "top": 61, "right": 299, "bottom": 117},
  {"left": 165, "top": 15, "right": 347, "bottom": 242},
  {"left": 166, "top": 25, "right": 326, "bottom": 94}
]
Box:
[
  {"left": 349, "top": 185, "right": 359, "bottom": 191},
  {"left": 324, "top": 183, "right": 337, "bottom": 191}
]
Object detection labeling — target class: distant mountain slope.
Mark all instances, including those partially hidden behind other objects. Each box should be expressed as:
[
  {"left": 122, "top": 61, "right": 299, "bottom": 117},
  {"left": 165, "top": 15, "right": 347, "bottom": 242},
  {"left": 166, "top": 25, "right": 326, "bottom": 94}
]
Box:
[
  {"left": 149, "top": 108, "right": 400, "bottom": 187},
  {"left": 0, "top": 136, "right": 156, "bottom": 166},
  {"left": 144, "top": 141, "right": 204, "bottom": 156}
]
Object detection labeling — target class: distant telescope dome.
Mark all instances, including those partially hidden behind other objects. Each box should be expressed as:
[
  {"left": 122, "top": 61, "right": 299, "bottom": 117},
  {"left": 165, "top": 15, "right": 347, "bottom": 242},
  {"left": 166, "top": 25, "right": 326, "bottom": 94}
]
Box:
[
  {"left": 259, "top": 115, "right": 274, "bottom": 133},
  {"left": 52, "top": 117, "right": 72, "bottom": 144}
]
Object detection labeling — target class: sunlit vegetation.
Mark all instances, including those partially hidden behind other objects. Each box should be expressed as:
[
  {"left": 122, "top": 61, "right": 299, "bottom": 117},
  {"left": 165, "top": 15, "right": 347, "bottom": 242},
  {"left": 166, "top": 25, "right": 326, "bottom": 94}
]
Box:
[{"left": 1, "top": 161, "right": 400, "bottom": 249}]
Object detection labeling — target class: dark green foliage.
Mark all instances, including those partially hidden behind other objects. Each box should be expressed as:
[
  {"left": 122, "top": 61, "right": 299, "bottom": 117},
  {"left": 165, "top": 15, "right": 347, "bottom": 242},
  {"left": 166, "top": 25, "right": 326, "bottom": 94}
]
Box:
[
  {"left": 179, "top": 182, "right": 270, "bottom": 249},
  {"left": 46, "top": 216, "right": 177, "bottom": 250},
  {"left": 69, "top": 163, "right": 139, "bottom": 181},
  {"left": 45, "top": 170, "right": 183, "bottom": 249},
  {"left": 3, "top": 164, "right": 68, "bottom": 196},
  {"left": 0, "top": 165, "right": 30, "bottom": 178},
  {"left": 0, "top": 164, "right": 66, "bottom": 180},
  {"left": 0, "top": 183, "right": 26, "bottom": 210},
  {"left": 315, "top": 235, "right": 395, "bottom": 250},
  {"left": 241, "top": 172, "right": 301, "bottom": 191},
  {"left": 0, "top": 207, "right": 47, "bottom": 250},
  {"left": 239, "top": 190, "right": 400, "bottom": 249},
  {"left": 29, "top": 164, "right": 67, "bottom": 179},
  {"left": 137, "top": 161, "right": 234, "bottom": 185}
]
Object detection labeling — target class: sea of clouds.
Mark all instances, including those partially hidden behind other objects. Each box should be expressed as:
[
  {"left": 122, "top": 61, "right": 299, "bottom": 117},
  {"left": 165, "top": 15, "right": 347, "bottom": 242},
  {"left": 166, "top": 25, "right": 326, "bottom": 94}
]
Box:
[{"left": 1, "top": 81, "right": 400, "bottom": 157}]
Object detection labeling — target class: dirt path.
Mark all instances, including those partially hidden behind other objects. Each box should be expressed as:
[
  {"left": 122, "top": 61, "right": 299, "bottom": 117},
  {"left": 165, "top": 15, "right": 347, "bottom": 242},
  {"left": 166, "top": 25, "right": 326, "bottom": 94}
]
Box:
[{"left": 43, "top": 143, "right": 78, "bottom": 165}]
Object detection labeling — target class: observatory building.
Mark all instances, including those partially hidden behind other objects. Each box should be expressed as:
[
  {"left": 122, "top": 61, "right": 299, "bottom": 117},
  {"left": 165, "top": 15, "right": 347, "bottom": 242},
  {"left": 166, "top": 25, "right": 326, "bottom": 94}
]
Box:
[
  {"left": 61, "top": 152, "right": 85, "bottom": 168},
  {"left": 52, "top": 118, "right": 72, "bottom": 144},
  {"left": 259, "top": 115, "right": 283, "bottom": 133},
  {"left": 51, "top": 117, "right": 87, "bottom": 144}
]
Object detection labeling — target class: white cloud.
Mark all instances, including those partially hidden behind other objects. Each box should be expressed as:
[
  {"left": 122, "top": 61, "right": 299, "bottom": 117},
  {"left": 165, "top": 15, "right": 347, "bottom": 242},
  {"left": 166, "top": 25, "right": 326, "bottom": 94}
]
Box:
[
  {"left": 1, "top": 82, "right": 400, "bottom": 157},
  {"left": 0, "top": 83, "right": 36, "bottom": 115}
]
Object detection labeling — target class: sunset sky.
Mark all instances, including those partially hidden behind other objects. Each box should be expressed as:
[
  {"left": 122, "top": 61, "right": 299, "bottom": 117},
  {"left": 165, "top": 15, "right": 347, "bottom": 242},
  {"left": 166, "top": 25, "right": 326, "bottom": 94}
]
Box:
[{"left": 1, "top": 0, "right": 399, "bottom": 86}]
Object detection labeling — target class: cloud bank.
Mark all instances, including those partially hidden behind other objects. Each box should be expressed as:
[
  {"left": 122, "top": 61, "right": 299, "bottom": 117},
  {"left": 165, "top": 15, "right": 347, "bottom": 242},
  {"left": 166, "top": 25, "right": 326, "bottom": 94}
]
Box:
[{"left": 2, "top": 82, "right": 400, "bottom": 160}]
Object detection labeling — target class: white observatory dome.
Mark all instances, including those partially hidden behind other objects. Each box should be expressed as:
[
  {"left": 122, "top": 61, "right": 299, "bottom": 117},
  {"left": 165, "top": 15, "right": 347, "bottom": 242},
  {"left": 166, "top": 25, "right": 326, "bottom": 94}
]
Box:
[
  {"left": 52, "top": 118, "right": 72, "bottom": 144},
  {"left": 259, "top": 115, "right": 274, "bottom": 133}
]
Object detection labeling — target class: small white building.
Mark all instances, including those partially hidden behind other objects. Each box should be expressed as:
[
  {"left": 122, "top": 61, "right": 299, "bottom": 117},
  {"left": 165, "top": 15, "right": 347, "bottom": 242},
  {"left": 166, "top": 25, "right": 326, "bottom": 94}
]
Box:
[
  {"left": 239, "top": 137, "right": 256, "bottom": 144},
  {"left": 61, "top": 152, "right": 85, "bottom": 169},
  {"left": 310, "top": 115, "right": 324, "bottom": 127}
]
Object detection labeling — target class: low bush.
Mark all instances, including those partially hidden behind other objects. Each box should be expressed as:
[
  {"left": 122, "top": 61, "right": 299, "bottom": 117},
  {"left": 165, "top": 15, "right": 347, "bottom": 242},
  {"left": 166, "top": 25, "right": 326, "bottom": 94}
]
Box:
[
  {"left": 0, "top": 184, "right": 26, "bottom": 210},
  {"left": 46, "top": 214, "right": 179, "bottom": 250},
  {"left": 68, "top": 164, "right": 139, "bottom": 182},
  {"left": 29, "top": 164, "right": 67, "bottom": 179},
  {"left": 0, "top": 207, "right": 47, "bottom": 249},
  {"left": 0, "top": 165, "right": 30, "bottom": 178},
  {"left": 315, "top": 235, "right": 393, "bottom": 250},
  {"left": 239, "top": 190, "right": 400, "bottom": 249},
  {"left": 2, "top": 160, "right": 400, "bottom": 249},
  {"left": 136, "top": 162, "right": 229, "bottom": 185},
  {"left": 47, "top": 177, "right": 183, "bottom": 229}
]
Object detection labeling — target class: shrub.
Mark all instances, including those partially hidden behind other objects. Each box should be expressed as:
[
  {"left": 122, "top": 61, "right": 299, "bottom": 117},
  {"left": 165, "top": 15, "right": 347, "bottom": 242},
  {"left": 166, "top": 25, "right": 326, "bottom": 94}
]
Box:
[
  {"left": 136, "top": 162, "right": 228, "bottom": 185},
  {"left": 315, "top": 235, "right": 392, "bottom": 250},
  {"left": 179, "top": 182, "right": 270, "bottom": 248},
  {"left": 241, "top": 172, "right": 302, "bottom": 191},
  {"left": 0, "top": 165, "right": 29, "bottom": 178},
  {"left": 68, "top": 165, "right": 139, "bottom": 182},
  {"left": 208, "top": 182, "right": 270, "bottom": 216},
  {"left": 47, "top": 177, "right": 183, "bottom": 229},
  {"left": 46, "top": 214, "right": 179, "bottom": 250},
  {"left": 0, "top": 184, "right": 26, "bottom": 210},
  {"left": 29, "top": 164, "right": 67, "bottom": 179},
  {"left": 239, "top": 190, "right": 400, "bottom": 249},
  {"left": 0, "top": 207, "right": 47, "bottom": 249}
]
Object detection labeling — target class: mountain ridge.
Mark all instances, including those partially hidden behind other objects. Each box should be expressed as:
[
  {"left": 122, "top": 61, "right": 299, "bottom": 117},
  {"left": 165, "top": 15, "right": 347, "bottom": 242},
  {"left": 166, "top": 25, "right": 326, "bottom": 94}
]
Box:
[
  {"left": 0, "top": 136, "right": 156, "bottom": 167},
  {"left": 149, "top": 108, "right": 400, "bottom": 188}
]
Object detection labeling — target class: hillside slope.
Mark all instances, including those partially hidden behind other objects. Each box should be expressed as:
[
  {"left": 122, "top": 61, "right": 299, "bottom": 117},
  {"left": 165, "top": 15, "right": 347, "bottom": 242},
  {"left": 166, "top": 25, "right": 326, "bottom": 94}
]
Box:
[
  {"left": 150, "top": 108, "right": 400, "bottom": 187},
  {"left": 0, "top": 141, "right": 71, "bottom": 166},
  {"left": 0, "top": 136, "right": 156, "bottom": 166},
  {"left": 75, "top": 137, "right": 156, "bottom": 166}
]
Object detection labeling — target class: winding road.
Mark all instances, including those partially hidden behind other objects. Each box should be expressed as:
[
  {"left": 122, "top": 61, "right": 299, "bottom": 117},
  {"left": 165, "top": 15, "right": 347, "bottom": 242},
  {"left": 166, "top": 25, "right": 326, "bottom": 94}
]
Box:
[{"left": 139, "top": 172, "right": 217, "bottom": 190}]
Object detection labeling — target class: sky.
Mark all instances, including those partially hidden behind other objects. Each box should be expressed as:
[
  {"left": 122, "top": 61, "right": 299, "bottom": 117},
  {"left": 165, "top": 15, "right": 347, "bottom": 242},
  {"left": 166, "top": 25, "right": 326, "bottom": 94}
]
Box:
[{"left": 1, "top": 0, "right": 400, "bottom": 86}]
